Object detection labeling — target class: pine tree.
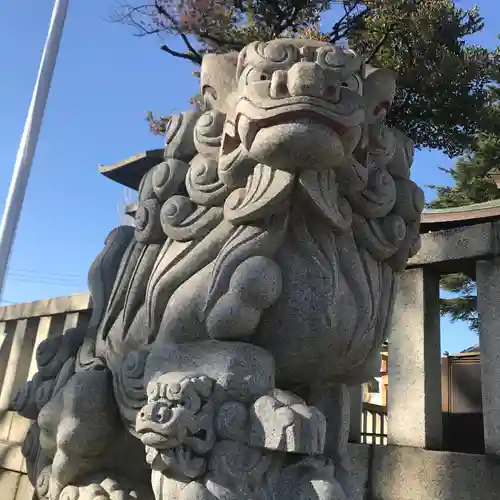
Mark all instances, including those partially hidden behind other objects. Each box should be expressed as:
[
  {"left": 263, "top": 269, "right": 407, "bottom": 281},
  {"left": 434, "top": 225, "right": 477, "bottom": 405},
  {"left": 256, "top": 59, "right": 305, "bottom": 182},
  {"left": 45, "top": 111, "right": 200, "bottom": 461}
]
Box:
[{"left": 427, "top": 81, "right": 500, "bottom": 332}]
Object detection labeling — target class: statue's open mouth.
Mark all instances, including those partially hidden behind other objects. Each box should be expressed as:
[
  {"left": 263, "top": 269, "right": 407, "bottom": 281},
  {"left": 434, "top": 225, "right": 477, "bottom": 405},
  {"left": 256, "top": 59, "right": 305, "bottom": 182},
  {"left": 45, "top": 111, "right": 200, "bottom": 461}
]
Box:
[
  {"left": 138, "top": 430, "right": 179, "bottom": 449},
  {"left": 138, "top": 424, "right": 209, "bottom": 450},
  {"left": 254, "top": 109, "right": 350, "bottom": 136},
  {"left": 231, "top": 99, "right": 364, "bottom": 153}
]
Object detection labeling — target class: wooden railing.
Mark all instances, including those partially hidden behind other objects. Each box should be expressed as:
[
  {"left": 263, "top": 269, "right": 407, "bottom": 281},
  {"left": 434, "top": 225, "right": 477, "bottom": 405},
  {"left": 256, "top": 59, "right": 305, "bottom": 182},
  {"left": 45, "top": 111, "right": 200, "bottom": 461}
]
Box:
[{"left": 361, "top": 403, "right": 388, "bottom": 445}]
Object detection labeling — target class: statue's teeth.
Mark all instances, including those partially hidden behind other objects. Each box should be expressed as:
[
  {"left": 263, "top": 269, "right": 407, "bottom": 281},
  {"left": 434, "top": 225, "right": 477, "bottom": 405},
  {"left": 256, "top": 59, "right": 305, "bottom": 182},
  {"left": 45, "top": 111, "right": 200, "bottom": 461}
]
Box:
[
  {"left": 237, "top": 115, "right": 259, "bottom": 151},
  {"left": 270, "top": 70, "right": 288, "bottom": 98}
]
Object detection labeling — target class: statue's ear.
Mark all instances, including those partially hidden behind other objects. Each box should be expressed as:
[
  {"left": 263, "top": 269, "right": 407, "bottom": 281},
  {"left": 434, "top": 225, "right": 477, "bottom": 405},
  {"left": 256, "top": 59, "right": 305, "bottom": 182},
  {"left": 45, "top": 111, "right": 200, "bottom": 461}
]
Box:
[
  {"left": 363, "top": 66, "right": 397, "bottom": 122},
  {"left": 200, "top": 52, "right": 239, "bottom": 113}
]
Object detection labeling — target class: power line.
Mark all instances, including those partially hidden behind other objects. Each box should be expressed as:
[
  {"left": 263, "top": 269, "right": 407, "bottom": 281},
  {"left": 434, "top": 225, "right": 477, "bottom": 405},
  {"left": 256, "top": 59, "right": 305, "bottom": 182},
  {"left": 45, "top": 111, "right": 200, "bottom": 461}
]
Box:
[
  {"left": 8, "top": 271, "right": 84, "bottom": 283},
  {"left": 3, "top": 267, "right": 87, "bottom": 289},
  {"left": 6, "top": 270, "right": 86, "bottom": 286},
  {"left": 7, "top": 276, "right": 84, "bottom": 287},
  {"left": 7, "top": 267, "right": 84, "bottom": 279},
  {"left": 4, "top": 268, "right": 86, "bottom": 287}
]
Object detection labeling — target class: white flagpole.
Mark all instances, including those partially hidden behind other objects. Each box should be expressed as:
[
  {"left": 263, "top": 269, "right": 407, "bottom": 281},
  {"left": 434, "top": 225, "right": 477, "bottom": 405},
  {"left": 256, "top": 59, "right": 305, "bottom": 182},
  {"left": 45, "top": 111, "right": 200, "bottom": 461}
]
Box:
[{"left": 0, "top": 0, "right": 69, "bottom": 301}]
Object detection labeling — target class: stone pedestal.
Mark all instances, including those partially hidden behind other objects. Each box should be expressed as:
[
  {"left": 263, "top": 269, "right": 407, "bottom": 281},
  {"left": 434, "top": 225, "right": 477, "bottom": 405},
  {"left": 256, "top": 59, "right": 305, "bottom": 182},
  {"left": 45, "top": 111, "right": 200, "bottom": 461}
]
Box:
[{"left": 388, "top": 267, "right": 442, "bottom": 449}]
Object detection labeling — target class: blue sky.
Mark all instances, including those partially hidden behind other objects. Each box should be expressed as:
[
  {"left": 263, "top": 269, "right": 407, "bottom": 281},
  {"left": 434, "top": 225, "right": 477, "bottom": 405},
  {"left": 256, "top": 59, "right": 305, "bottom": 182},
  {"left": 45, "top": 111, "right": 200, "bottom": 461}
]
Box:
[{"left": 0, "top": 0, "right": 497, "bottom": 354}]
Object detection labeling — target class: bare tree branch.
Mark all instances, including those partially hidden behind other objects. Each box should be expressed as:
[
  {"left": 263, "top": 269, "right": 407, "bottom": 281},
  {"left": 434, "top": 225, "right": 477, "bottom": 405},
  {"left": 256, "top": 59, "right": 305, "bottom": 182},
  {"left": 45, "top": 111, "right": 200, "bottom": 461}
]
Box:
[
  {"left": 153, "top": 0, "right": 203, "bottom": 62},
  {"left": 179, "top": 33, "right": 203, "bottom": 63},
  {"left": 328, "top": 0, "right": 369, "bottom": 43},
  {"left": 160, "top": 42, "right": 201, "bottom": 62}
]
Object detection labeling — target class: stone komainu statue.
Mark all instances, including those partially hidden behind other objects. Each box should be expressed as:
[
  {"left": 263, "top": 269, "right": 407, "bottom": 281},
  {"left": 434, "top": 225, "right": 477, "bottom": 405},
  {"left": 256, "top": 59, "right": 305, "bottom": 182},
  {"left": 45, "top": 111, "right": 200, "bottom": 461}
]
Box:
[{"left": 11, "top": 39, "right": 424, "bottom": 500}]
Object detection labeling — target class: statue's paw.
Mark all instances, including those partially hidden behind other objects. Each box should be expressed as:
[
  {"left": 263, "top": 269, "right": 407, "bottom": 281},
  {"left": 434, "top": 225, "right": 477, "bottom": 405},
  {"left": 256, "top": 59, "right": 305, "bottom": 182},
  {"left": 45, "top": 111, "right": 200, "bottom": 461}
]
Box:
[
  {"left": 206, "top": 256, "right": 283, "bottom": 340},
  {"left": 59, "top": 477, "right": 138, "bottom": 500},
  {"left": 249, "top": 389, "right": 326, "bottom": 455}
]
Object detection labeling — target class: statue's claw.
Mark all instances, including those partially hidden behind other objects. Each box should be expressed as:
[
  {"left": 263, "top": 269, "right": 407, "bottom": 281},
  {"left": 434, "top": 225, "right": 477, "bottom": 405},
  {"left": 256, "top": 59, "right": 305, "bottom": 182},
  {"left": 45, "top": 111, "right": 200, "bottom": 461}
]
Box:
[{"left": 58, "top": 476, "right": 139, "bottom": 500}]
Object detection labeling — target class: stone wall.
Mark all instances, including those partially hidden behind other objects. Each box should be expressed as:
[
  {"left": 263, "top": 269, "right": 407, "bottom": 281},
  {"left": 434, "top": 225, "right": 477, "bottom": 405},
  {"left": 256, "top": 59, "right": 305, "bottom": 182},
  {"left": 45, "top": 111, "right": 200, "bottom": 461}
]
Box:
[
  {"left": 0, "top": 470, "right": 34, "bottom": 500},
  {"left": 345, "top": 443, "right": 500, "bottom": 500},
  {"left": 0, "top": 293, "right": 91, "bottom": 500}
]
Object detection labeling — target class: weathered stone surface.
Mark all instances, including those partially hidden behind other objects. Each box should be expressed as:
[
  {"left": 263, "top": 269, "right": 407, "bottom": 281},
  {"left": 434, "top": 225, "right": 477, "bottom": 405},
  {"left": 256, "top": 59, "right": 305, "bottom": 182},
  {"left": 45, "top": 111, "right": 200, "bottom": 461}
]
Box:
[
  {"left": 11, "top": 38, "right": 422, "bottom": 500},
  {"left": 388, "top": 267, "right": 442, "bottom": 450},
  {"left": 408, "top": 221, "right": 499, "bottom": 268},
  {"left": 342, "top": 444, "right": 370, "bottom": 500},
  {"left": 371, "top": 445, "right": 500, "bottom": 500},
  {"left": 248, "top": 389, "right": 326, "bottom": 454},
  {"left": 476, "top": 258, "right": 500, "bottom": 455}
]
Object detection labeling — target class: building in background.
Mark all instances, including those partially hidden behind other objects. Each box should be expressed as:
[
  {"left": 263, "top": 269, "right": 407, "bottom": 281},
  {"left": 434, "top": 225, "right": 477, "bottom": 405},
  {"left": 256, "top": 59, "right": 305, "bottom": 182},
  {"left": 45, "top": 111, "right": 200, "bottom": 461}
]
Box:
[{"left": 363, "top": 342, "right": 388, "bottom": 406}]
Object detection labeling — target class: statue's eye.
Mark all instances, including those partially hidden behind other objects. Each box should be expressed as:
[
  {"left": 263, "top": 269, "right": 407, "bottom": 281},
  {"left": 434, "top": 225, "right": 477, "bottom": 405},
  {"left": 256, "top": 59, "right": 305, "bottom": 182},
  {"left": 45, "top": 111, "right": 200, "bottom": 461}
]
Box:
[
  {"left": 261, "top": 42, "right": 298, "bottom": 64},
  {"left": 317, "top": 46, "right": 345, "bottom": 68},
  {"left": 341, "top": 75, "right": 363, "bottom": 95},
  {"left": 147, "top": 382, "right": 161, "bottom": 400},
  {"left": 202, "top": 85, "right": 217, "bottom": 111},
  {"left": 243, "top": 66, "right": 272, "bottom": 84}
]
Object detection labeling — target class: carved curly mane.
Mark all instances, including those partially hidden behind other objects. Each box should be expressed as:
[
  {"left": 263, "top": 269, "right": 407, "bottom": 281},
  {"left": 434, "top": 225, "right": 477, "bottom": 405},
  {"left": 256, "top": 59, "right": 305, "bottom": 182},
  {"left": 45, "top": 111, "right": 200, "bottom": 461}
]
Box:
[{"left": 80, "top": 41, "right": 423, "bottom": 389}]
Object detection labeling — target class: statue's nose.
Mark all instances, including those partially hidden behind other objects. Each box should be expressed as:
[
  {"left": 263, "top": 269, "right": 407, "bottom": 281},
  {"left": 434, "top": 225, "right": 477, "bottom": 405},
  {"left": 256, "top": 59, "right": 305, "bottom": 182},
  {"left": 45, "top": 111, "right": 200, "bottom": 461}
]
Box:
[{"left": 287, "top": 62, "right": 326, "bottom": 98}]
